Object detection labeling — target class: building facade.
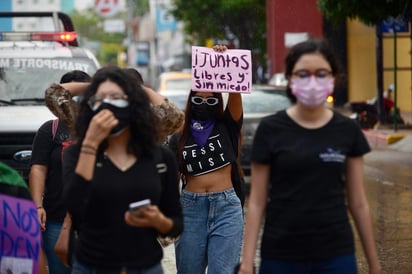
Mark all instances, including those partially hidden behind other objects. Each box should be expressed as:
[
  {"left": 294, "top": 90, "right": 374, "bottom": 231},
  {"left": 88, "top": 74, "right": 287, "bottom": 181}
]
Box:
[
  {"left": 0, "top": 0, "right": 75, "bottom": 31},
  {"left": 265, "top": 0, "right": 412, "bottom": 115}
]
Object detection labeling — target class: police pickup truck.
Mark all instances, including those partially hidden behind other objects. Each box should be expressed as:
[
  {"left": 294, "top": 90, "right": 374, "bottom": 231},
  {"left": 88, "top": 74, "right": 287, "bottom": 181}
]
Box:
[{"left": 0, "top": 12, "right": 100, "bottom": 182}]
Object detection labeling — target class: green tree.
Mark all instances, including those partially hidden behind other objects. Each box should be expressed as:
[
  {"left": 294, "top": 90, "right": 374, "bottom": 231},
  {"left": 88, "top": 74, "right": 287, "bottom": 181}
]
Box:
[
  {"left": 170, "top": 0, "right": 266, "bottom": 61},
  {"left": 69, "top": 1, "right": 150, "bottom": 65},
  {"left": 317, "top": 0, "right": 412, "bottom": 25},
  {"left": 70, "top": 8, "right": 126, "bottom": 44},
  {"left": 69, "top": 8, "right": 127, "bottom": 64},
  {"left": 133, "top": 0, "right": 149, "bottom": 16},
  {"left": 99, "top": 43, "right": 123, "bottom": 65}
]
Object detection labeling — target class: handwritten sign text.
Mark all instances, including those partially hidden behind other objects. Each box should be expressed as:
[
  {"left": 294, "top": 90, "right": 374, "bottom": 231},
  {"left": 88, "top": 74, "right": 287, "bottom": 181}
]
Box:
[
  {"left": 191, "top": 46, "right": 252, "bottom": 93},
  {"left": 0, "top": 193, "right": 40, "bottom": 274}
]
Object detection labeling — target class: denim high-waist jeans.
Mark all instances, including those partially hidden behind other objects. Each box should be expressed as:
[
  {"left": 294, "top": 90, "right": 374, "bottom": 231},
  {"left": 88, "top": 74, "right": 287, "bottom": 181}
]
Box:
[
  {"left": 175, "top": 188, "right": 244, "bottom": 274},
  {"left": 42, "top": 220, "right": 71, "bottom": 274}
]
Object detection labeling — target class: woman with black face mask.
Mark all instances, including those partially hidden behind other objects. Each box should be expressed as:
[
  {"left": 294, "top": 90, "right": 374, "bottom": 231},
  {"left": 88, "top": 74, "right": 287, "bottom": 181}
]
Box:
[
  {"left": 62, "top": 66, "right": 183, "bottom": 274},
  {"left": 171, "top": 45, "right": 244, "bottom": 274}
]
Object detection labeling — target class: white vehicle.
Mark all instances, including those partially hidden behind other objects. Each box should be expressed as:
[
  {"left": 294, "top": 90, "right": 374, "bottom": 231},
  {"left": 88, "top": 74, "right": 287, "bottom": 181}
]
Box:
[{"left": 0, "top": 12, "right": 100, "bottom": 182}]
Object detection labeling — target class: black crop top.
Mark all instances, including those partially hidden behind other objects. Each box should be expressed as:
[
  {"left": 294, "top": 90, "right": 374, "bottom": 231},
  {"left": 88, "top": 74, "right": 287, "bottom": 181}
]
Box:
[{"left": 182, "top": 109, "right": 242, "bottom": 176}]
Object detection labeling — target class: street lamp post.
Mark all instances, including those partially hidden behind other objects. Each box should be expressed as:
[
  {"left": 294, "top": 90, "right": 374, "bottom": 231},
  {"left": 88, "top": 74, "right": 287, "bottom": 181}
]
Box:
[{"left": 127, "top": 0, "right": 136, "bottom": 67}]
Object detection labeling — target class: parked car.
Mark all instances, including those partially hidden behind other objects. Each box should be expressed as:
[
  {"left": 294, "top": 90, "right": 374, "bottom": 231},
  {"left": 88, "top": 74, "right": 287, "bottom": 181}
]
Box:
[
  {"left": 157, "top": 71, "right": 192, "bottom": 110},
  {"left": 156, "top": 71, "right": 192, "bottom": 93},
  {"left": 159, "top": 89, "right": 189, "bottom": 110},
  {"left": 240, "top": 85, "right": 292, "bottom": 176},
  {"left": 0, "top": 12, "right": 100, "bottom": 182}
]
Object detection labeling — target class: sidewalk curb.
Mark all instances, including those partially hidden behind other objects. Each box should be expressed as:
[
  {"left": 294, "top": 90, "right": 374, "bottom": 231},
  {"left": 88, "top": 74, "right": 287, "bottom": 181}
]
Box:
[
  {"left": 362, "top": 130, "right": 389, "bottom": 149},
  {"left": 362, "top": 130, "right": 407, "bottom": 149},
  {"left": 387, "top": 133, "right": 407, "bottom": 144}
]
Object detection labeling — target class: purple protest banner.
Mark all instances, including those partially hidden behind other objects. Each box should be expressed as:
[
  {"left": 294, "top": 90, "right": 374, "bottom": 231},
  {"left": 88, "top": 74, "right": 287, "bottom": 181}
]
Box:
[
  {"left": 191, "top": 46, "right": 252, "bottom": 93},
  {"left": 0, "top": 193, "right": 41, "bottom": 274}
]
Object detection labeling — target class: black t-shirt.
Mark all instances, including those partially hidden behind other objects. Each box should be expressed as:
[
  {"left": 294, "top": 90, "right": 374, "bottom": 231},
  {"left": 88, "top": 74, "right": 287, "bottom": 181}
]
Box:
[
  {"left": 252, "top": 110, "right": 370, "bottom": 260},
  {"left": 30, "top": 119, "right": 70, "bottom": 222},
  {"left": 62, "top": 144, "right": 183, "bottom": 269}
]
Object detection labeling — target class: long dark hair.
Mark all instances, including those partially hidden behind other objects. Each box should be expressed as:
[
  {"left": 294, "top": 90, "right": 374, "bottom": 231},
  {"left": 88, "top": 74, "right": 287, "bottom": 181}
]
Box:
[
  {"left": 284, "top": 38, "right": 340, "bottom": 103},
  {"left": 177, "top": 90, "right": 224, "bottom": 172},
  {"left": 60, "top": 70, "right": 91, "bottom": 83},
  {"left": 74, "top": 66, "right": 159, "bottom": 156}
]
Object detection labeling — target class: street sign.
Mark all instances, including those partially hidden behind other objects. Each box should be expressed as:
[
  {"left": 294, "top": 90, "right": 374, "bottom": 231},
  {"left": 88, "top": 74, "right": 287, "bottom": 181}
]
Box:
[
  {"left": 136, "top": 41, "right": 150, "bottom": 66},
  {"left": 156, "top": 6, "right": 177, "bottom": 32},
  {"left": 381, "top": 16, "right": 409, "bottom": 33},
  {"left": 94, "top": 0, "right": 122, "bottom": 18},
  {"left": 104, "top": 19, "right": 126, "bottom": 33}
]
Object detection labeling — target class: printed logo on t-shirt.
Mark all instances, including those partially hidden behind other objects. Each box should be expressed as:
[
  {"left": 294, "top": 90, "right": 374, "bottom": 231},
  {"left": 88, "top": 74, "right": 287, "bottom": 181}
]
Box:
[
  {"left": 182, "top": 134, "right": 230, "bottom": 175},
  {"left": 319, "top": 148, "right": 346, "bottom": 163}
]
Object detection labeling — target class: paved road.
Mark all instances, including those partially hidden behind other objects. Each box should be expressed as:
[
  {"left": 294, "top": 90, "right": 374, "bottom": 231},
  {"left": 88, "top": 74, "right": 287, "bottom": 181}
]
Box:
[
  {"left": 356, "top": 148, "right": 412, "bottom": 273},
  {"left": 161, "top": 245, "right": 176, "bottom": 274}
]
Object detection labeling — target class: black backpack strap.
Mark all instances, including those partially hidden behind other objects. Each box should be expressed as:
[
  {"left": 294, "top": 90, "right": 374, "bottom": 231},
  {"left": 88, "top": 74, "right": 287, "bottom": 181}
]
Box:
[
  {"left": 166, "top": 133, "right": 186, "bottom": 189},
  {"left": 167, "top": 133, "right": 179, "bottom": 156},
  {"left": 229, "top": 130, "right": 246, "bottom": 208},
  {"left": 231, "top": 161, "right": 245, "bottom": 208},
  {"left": 154, "top": 146, "right": 168, "bottom": 187}
]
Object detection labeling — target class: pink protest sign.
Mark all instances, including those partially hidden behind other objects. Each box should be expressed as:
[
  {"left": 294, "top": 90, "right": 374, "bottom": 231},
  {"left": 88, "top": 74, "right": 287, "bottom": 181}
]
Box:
[
  {"left": 192, "top": 46, "right": 252, "bottom": 93},
  {"left": 0, "top": 193, "right": 41, "bottom": 274}
]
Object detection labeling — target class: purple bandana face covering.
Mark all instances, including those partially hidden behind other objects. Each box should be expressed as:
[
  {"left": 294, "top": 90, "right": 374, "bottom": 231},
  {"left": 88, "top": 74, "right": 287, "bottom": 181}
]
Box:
[{"left": 191, "top": 119, "right": 215, "bottom": 148}]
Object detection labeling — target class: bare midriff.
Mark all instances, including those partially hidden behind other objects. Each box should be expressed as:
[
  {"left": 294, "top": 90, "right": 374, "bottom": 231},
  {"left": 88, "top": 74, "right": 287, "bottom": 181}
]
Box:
[{"left": 184, "top": 164, "right": 233, "bottom": 193}]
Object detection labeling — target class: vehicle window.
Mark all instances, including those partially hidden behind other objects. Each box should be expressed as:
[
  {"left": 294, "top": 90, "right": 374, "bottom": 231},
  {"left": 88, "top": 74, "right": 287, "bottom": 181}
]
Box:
[
  {"left": 4, "top": 17, "right": 56, "bottom": 32},
  {"left": 165, "top": 93, "right": 188, "bottom": 110},
  {"left": 0, "top": 57, "right": 98, "bottom": 102},
  {"left": 243, "top": 92, "right": 291, "bottom": 113}
]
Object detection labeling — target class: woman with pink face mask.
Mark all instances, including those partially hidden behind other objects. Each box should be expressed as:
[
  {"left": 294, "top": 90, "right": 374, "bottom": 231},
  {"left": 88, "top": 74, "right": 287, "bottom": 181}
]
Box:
[{"left": 238, "top": 39, "right": 381, "bottom": 274}]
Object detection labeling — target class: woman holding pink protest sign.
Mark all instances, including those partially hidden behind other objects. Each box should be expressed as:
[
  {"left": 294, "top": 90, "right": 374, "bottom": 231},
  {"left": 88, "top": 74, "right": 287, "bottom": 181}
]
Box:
[{"left": 169, "top": 45, "right": 244, "bottom": 274}]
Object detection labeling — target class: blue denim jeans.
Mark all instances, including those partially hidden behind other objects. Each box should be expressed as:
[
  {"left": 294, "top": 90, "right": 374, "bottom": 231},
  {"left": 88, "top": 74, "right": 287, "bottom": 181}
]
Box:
[
  {"left": 259, "top": 254, "right": 358, "bottom": 274},
  {"left": 42, "top": 220, "right": 71, "bottom": 274},
  {"left": 175, "top": 188, "right": 244, "bottom": 274},
  {"left": 72, "top": 260, "right": 163, "bottom": 274}
]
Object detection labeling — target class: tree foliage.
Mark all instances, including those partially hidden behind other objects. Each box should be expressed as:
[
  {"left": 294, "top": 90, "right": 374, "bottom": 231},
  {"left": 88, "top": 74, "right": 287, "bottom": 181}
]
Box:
[
  {"left": 69, "top": 8, "right": 126, "bottom": 44},
  {"left": 69, "top": 8, "right": 128, "bottom": 64},
  {"left": 69, "top": 1, "right": 150, "bottom": 65},
  {"left": 134, "top": 0, "right": 149, "bottom": 16},
  {"left": 170, "top": 0, "right": 266, "bottom": 61},
  {"left": 318, "top": 0, "right": 412, "bottom": 25}
]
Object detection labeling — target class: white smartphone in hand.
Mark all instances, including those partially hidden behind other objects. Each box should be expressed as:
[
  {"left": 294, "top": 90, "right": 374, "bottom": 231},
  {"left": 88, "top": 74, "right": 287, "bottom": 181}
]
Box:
[{"left": 129, "top": 199, "right": 151, "bottom": 217}]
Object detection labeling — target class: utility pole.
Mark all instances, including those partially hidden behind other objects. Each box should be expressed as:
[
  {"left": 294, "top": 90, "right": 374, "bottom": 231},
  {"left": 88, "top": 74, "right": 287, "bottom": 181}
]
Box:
[
  {"left": 376, "top": 25, "right": 385, "bottom": 125},
  {"left": 127, "top": 0, "right": 136, "bottom": 67}
]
